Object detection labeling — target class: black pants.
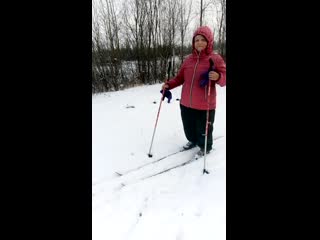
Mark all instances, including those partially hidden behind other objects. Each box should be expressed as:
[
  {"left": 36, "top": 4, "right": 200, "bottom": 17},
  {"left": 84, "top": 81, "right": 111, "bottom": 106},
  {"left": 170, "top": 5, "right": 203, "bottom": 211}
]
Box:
[{"left": 180, "top": 104, "right": 215, "bottom": 151}]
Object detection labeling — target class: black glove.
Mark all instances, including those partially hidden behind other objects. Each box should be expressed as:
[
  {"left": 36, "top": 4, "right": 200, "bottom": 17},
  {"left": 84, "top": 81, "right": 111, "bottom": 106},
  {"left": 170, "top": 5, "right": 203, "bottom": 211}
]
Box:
[{"left": 160, "top": 89, "right": 172, "bottom": 103}]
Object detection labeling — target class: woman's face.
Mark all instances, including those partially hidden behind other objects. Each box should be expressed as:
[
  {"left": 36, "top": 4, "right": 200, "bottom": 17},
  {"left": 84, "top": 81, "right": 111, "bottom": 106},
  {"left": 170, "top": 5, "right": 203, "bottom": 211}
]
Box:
[{"left": 194, "top": 35, "right": 208, "bottom": 52}]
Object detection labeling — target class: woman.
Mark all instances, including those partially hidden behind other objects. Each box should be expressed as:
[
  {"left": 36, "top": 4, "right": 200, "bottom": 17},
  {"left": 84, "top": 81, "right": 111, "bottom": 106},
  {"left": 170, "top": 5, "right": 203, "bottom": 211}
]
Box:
[{"left": 162, "top": 25, "right": 226, "bottom": 158}]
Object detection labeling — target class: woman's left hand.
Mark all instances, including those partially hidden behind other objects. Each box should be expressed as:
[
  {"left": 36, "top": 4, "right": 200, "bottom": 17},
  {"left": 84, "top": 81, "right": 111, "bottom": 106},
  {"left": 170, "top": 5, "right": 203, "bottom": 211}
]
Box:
[{"left": 208, "top": 71, "right": 220, "bottom": 81}]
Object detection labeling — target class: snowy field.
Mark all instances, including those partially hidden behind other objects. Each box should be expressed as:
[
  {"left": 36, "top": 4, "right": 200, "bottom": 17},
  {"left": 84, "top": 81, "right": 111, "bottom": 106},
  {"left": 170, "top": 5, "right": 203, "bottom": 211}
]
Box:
[{"left": 92, "top": 83, "right": 226, "bottom": 240}]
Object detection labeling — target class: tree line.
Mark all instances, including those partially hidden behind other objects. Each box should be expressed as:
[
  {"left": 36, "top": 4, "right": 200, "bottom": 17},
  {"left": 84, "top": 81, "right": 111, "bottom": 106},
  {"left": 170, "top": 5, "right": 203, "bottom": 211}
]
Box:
[{"left": 92, "top": 0, "right": 226, "bottom": 93}]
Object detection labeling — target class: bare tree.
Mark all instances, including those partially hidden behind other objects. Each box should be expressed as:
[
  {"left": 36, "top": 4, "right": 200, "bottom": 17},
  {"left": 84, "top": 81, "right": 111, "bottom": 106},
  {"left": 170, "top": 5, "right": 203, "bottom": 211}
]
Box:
[
  {"left": 200, "top": 0, "right": 203, "bottom": 26},
  {"left": 92, "top": 1, "right": 110, "bottom": 92},
  {"left": 162, "top": 0, "right": 179, "bottom": 76},
  {"left": 92, "top": 0, "right": 125, "bottom": 92},
  {"left": 199, "top": 0, "right": 213, "bottom": 26},
  {"left": 211, "top": 0, "right": 226, "bottom": 58},
  {"left": 92, "top": 0, "right": 214, "bottom": 93},
  {"left": 177, "top": 0, "right": 193, "bottom": 63},
  {"left": 100, "top": 0, "right": 122, "bottom": 90}
]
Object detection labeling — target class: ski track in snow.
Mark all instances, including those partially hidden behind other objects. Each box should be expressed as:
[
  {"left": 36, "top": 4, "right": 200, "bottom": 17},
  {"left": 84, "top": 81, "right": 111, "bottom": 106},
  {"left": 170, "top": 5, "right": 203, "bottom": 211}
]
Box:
[
  {"left": 92, "top": 136, "right": 224, "bottom": 203},
  {"left": 92, "top": 135, "right": 224, "bottom": 195}
]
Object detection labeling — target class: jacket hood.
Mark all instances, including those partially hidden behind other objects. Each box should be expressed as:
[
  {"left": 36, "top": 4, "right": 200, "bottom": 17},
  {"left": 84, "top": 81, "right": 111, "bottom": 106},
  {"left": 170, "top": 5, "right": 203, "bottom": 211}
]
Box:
[{"left": 192, "top": 26, "right": 214, "bottom": 55}]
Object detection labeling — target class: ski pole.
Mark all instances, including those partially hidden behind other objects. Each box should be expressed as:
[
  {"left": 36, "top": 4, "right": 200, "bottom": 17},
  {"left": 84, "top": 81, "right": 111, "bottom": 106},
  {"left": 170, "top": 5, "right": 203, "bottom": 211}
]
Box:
[
  {"left": 148, "top": 60, "right": 172, "bottom": 158},
  {"left": 203, "top": 58, "right": 214, "bottom": 174}
]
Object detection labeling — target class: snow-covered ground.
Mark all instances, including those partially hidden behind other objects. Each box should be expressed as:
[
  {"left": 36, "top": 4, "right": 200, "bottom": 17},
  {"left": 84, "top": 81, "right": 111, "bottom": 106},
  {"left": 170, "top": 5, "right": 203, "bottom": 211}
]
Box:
[{"left": 92, "top": 83, "right": 226, "bottom": 240}]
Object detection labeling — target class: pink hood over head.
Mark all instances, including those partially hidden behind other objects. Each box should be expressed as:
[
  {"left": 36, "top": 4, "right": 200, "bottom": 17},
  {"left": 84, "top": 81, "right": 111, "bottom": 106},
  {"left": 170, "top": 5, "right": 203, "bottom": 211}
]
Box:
[{"left": 192, "top": 26, "right": 214, "bottom": 55}]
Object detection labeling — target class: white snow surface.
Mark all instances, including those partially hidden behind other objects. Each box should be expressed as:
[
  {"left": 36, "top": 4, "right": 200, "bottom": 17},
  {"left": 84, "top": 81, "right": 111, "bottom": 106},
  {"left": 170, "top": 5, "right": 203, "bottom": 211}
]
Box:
[{"left": 92, "top": 83, "right": 226, "bottom": 240}]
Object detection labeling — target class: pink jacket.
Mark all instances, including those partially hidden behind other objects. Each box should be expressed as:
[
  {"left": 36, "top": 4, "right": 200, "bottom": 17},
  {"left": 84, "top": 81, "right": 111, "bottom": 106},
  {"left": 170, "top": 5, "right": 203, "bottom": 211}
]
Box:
[{"left": 166, "top": 26, "right": 226, "bottom": 110}]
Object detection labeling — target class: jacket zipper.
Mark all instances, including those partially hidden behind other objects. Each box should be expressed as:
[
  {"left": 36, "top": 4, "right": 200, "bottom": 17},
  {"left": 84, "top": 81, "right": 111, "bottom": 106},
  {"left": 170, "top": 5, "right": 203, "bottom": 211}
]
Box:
[{"left": 189, "top": 52, "right": 200, "bottom": 107}]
